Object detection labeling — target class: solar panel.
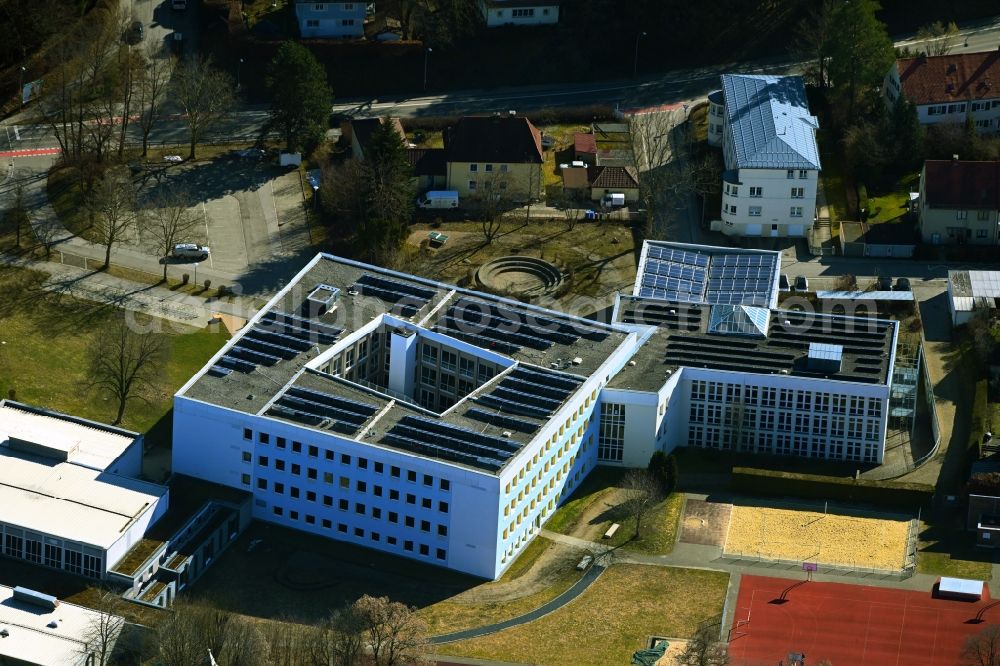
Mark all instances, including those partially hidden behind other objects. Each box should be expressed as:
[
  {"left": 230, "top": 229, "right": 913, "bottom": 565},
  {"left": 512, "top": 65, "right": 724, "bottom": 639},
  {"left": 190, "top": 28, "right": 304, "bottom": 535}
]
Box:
[
  {"left": 434, "top": 326, "right": 520, "bottom": 355},
  {"left": 240, "top": 336, "right": 300, "bottom": 360},
  {"left": 492, "top": 385, "right": 562, "bottom": 412},
  {"left": 229, "top": 345, "right": 281, "bottom": 366},
  {"left": 207, "top": 365, "right": 232, "bottom": 377},
  {"left": 250, "top": 326, "right": 315, "bottom": 351},
  {"left": 382, "top": 433, "right": 504, "bottom": 472},
  {"left": 449, "top": 305, "right": 579, "bottom": 346},
  {"left": 476, "top": 394, "right": 552, "bottom": 419},
  {"left": 277, "top": 396, "right": 369, "bottom": 425},
  {"left": 512, "top": 366, "right": 583, "bottom": 392},
  {"left": 403, "top": 415, "right": 521, "bottom": 453},
  {"left": 465, "top": 407, "right": 540, "bottom": 433},
  {"left": 356, "top": 273, "right": 435, "bottom": 300},
  {"left": 263, "top": 310, "right": 343, "bottom": 338},
  {"left": 217, "top": 355, "right": 256, "bottom": 373},
  {"left": 285, "top": 387, "right": 378, "bottom": 417},
  {"left": 268, "top": 404, "right": 325, "bottom": 426}
]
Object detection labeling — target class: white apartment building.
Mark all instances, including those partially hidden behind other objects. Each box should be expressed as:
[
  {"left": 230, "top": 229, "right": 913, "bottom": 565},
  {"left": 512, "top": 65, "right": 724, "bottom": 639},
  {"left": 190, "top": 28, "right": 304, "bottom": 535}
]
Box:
[
  {"left": 0, "top": 401, "right": 169, "bottom": 579},
  {"left": 173, "top": 244, "right": 898, "bottom": 580},
  {"left": 708, "top": 74, "right": 821, "bottom": 237},
  {"left": 479, "top": 0, "right": 560, "bottom": 27},
  {"left": 885, "top": 50, "right": 1000, "bottom": 135},
  {"left": 295, "top": 0, "right": 366, "bottom": 38}
]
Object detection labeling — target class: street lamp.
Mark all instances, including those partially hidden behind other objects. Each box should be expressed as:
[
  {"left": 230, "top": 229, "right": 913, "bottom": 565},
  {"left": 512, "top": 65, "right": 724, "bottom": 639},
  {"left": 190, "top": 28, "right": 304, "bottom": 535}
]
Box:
[
  {"left": 18, "top": 66, "right": 26, "bottom": 107},
  {"left": 633, "top": 32, "right": 646, "bottom": 78},
  {"left": 423, "top": 48, "right": 432, "bottom": 92},
  {"left": 236, "top": 58, "right": 244, "bottom": 90}
]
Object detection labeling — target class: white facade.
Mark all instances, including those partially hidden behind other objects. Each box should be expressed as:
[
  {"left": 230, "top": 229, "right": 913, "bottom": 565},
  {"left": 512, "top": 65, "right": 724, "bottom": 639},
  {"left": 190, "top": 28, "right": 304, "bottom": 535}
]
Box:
[
  {"left": 720, "top": 168, "right": 818, "bottom": 238},
  {"left": 480, "top": 1, "right": 559, "bottom": 26},
  {"left": 296, "top": 1, "right": 366, "bottom": 38}
]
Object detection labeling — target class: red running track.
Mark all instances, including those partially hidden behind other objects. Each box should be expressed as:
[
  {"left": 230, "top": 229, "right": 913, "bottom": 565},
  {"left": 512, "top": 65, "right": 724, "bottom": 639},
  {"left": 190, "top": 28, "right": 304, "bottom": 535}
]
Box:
[{"left": 729, "top": 574, "right": 994, "bottom": 666}]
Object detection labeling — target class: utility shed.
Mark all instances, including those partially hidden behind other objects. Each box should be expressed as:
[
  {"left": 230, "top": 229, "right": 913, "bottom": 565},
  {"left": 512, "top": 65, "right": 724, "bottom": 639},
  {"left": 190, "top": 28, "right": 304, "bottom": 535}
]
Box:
[{"left": 937, "top": 577, "right": 984, "bottom": 601}]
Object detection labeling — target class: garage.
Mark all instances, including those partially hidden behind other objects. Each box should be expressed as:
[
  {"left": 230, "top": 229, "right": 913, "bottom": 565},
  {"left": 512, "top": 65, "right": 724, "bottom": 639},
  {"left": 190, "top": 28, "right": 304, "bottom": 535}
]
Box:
[
  {"left": 744, "top": 224, "right": 762, "bottom": 236},
  {"left": 788, "top": 224, "right": 805, "bottom": 236}
]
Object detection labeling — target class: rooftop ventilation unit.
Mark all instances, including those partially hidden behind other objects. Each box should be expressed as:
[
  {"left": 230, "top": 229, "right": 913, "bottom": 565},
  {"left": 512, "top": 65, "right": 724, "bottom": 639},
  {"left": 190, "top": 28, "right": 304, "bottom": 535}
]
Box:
[
  {"left": 13, "top": 586, "right": 59, "bottom": 611},
  {"left": 807, "top": 342, "right": 843, "bottom": 374},
  {"left": 305, "top": 284, "right": 341, "bottom": 316}
]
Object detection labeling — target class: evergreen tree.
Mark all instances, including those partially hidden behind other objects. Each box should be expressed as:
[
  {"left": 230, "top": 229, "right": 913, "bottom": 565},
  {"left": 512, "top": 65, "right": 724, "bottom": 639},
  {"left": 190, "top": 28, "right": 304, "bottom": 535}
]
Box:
[
  {"left": 887, "top": 95, "right": 924, "bottom": 169},
  {"left": 826, "top": 0, "right": 894, "bottom": 121},
  {"left": 266, "top": 42, "right": 333, "bottom": 152}
]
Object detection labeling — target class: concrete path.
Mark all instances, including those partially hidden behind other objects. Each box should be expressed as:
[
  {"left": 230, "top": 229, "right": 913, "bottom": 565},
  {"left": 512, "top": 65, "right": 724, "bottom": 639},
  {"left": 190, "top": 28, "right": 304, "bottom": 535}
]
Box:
[
  {"left": 428, "top": 562, "right": 607, "bottom": 645},
  {"left": 1, "top": 253, "right": 260, "bottom": 327}
]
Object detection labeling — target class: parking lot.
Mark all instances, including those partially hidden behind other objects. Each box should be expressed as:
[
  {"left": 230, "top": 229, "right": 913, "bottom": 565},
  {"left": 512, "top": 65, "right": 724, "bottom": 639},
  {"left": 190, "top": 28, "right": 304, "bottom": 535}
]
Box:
[{"left": 130, "top": 153, "right": 313, "bottom": 279}]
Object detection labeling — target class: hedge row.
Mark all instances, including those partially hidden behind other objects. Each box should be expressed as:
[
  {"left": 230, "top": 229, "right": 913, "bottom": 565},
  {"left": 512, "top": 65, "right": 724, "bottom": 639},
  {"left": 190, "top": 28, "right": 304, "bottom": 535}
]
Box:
[
  {"left": 732, "top": 467, "right": 935, "bottom": 509},
  {"left": 967, "top": 378, "right": 989, "bottom": 476}
]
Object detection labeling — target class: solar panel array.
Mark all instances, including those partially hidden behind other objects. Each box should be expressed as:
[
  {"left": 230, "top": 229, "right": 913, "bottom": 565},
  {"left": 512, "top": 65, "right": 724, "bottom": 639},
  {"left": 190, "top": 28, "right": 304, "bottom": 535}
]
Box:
[
  {"left": 268, "top": 385, "right": 378, "bottom": 435},
  {"left": 705, "top": 254, "right": 777, "bottom": 306},
  {"left": 211, "top": 310, "right": 345, "bottom": 375},
  {"left": 382, "top": 415, "right": 522, "bottom": 472},
  {"left": 437, "top": 299, "right": 610, "bottom": 356},
  {"left": 353, "top": 274, "right": 435, "bottom": 318},
  {"left": 638, "top": 245, "right": 710, "bottom": 302},
  {"left": 638, "top": 246, "right": 778, "bottom": 308},
  {"left": 474, "top": 365, "right": 584, "bottom": 422}
]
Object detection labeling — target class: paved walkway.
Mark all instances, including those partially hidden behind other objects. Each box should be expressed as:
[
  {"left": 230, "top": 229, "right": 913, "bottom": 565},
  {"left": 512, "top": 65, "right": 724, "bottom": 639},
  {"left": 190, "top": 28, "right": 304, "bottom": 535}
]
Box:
[
  {"left": 428, "top": 561, "right": 608, "bottom": 644},
  {"left": 1, "top": 253, "right": 259, "bottom": 326}
]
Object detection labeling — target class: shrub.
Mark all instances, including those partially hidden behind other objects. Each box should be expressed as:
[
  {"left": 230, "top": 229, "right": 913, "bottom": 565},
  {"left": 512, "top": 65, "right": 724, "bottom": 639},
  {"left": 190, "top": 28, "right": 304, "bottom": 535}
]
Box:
[
  {"left": 204, "top": 279, "right": 212, "bottom": 290},
  {"left": 182, "top": 273, "right": 190, "bottom": 285},
  {"left": 858, "top": 183, "right": 870, "bottom": 216},
  {"left": 648, "top": 451, "right": 680, "bottom": 494},
  {"left": 731, "top": 467, "right": 934, "bottom": 509}
]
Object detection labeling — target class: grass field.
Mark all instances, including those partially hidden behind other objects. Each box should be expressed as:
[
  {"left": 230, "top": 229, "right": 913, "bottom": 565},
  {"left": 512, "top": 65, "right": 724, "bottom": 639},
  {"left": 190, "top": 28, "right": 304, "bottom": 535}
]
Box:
[
  {"left": 725, "top": 505, "right": 910, "bottom": 570},
  {"left": 0, "top": 267, "right": 228, "bottom": 434},
  {"left": 435, "top": 565, "right": 729, "bottom": 666},
  {"left": 418, "top": 536, "right": 585, "bottom": 636},
  {"left": 867, "top": 172, "right": 919, "bottom": 225},
  {"left": 916, "top": 521, "right": 994, "bottom": 581},
  {"left": 545, "top": 466, "right": 683, "bottom": 555}
]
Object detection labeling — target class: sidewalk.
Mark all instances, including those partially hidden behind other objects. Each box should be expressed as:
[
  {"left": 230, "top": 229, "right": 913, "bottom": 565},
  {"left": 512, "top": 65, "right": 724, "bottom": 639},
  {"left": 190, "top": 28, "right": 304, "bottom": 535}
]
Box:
[{"left": 1, "top": 253, "right": 259, "bottom": 326}]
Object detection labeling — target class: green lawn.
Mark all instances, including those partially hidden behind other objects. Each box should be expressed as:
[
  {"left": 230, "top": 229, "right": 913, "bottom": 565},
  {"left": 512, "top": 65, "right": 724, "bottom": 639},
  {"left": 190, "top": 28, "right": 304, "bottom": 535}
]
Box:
[
  {"left": 545, "top": 466, "right": 682, "bottom": 555},
  {"left": 0, "top": 267, "right": 228, "bottom": 433},
  {"left": 867, "top": 172, "right": 919, "bottom": 225},
  {"left": 816, "top": 128, "right": 849, "bottom": 223},
  {"left": 917, "top": 551, "right": 993, "bottom": 580},
  {"left": 435, "top": 565, "right": 729, "bottom": 666}
]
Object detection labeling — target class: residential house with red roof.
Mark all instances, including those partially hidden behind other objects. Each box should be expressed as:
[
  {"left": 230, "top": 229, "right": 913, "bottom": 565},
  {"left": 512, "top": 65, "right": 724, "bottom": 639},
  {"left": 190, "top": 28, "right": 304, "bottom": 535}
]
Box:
[
  {"left": 918, "top": 159, "right": 1000, "bottom": 244},
  {"left": 443, "top": 114, "right": 543, "bottom": 202},
  {"left": 885, "top": 49, "right": 1000, "bottom": 134}
]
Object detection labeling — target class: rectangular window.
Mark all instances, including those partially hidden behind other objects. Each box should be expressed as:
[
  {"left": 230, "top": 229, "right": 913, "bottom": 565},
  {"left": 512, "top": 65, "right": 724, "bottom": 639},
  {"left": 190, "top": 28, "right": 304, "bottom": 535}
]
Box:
[
  {"left": 749, "top": 187, "right": 762, "bottom": 198},
  {"left": 790, "top": 206, "right": 803, "bottom": 218},
  {"left": 374, "top": 461, "right": 384, "bottom": 474},
  {"left": 749, "top": 206, "right": 762, "bottom": 217},
  {"left": 598, "top": 402, "right": 625, "bottom": 462},
  {"left": 978, "top": 229, "right": 988, "bottom": 238},
  {"left": 258, "top": 432, "right": 269, "bottom": 444},
  {"left": 258, "top": 455, "right": 268, "bottom": 467},
  {"left": 468, "top": 180, "right": 477, "bottom": 191},
  {"left": 787, "top": 170, "right": 795, "bottom": 179},
  {"left": 798, "top": 170, "right": 808, "bottom": 179},
  {"left": 391, "top": 466, "right": 400, "bottom": 478},
  {"left": 978, "top": 210, "right": 991, "bottom": 221},
  {"left": 243, "top": 428, "right": 252, "bottom": 440},
  {"left": 308, "top": 445, "right": 318, "bottom": 457},
  {"left": 291, "top": 463, "right": 301, "bottom": 476},
  {"left": 274, "top": 482, "right": 285, "bottom": 494},
  {"left": 957, "top": 210, "right": 968, "bottom": 220},
  {"left": 292, "top": 441, "right": 302, "bottom": 453},
  {"left": 405, "top": 516, "right": 415, "bottom": 528},
  {"left": 469, "top": 164, "right": 477, "bottom": 172},
  {"left": 341, "top": 18, "right": 355, "bottom": 26},
  {"left": 389, "top": 511, "right": 399, "bottom": 523},
  {"left": 791, "top": 187, "right": 804, "bottom": 198},
  {"left": 439, "top": 501, "right": 449, "bottom": 513},
  {"left": 437, "top": 548, "right": 446, "bottom": 560}
]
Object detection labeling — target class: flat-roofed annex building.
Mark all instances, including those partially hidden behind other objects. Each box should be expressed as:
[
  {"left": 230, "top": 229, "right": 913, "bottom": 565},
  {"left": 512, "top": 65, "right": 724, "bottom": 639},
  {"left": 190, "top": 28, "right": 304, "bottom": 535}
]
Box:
[
  {"left": 0, "top": 401, "right": 169, "bottom": 579},
  {"left": 172, "top": 246, "right": 898, "bottom": 580},
  {"left": 0, "top": 584, "right": 124, "bottom": 666},
  {"left": 609, "top": 241, "right": 898, "bottom": 467}
]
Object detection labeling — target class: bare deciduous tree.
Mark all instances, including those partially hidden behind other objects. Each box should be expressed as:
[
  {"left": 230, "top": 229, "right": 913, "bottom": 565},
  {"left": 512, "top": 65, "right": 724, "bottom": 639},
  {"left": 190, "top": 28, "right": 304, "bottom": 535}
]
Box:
[
  {"left": 620, "top": 469, "right": 664, "bottom": 539},
  {"left": 91, "top": 169, "right": 138, "bottom": 269},
  {"left": 476, "top": 169, "right": 515, "bottom": 244},
  {"left": 2, "top": 181, "right": 30, "bottom": 248},
  {"left": 142, "top": 185, "right": 202, "bottom": 281},
  {"left": 137, "top": 44, "right": 175, "bottom": 158},
  {"left": 679, "top": 618, "right": 729, "bottom": 666},
  {"left": 792, "top": 0, "right": 837, "bottom": 89},
  {"left": 353, "top": 594, "right": 427, "bottom": 666},
  {"left": 917, "top": 20, "right": 961, "bottom": 57},
  {"left": 89, "top": 315, "right": 166, "bottom": 425},
  {"left": 962, "top": 624, "right": 1000, "bottom": 666},
  {"left": 156, "top": 603, "right": 231, "bottom": 666},
  {"left": 172, "top": 56, "right": 237, "bottom": 159},
  {"left": 81, "top": 588, "right": 126, "bottom": 666}
]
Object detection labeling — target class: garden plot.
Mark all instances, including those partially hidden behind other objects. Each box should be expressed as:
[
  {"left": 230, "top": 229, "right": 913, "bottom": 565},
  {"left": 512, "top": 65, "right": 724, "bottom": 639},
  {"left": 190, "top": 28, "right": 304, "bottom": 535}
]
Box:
[{"left": 724, "top": 505, "right": 910, "bottom": 570}]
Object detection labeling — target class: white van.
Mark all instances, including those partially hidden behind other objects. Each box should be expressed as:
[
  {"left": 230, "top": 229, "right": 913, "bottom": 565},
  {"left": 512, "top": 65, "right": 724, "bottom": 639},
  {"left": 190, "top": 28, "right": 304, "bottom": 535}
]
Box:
[
  {"left": 417, "top": 191, "right": 459, "bottom": 209},
  {"left": 601, "top": 192, "right": 626, "bottom": 209},
  {"left": 172, "top": 243, "right": 210, "bottom": 259}
]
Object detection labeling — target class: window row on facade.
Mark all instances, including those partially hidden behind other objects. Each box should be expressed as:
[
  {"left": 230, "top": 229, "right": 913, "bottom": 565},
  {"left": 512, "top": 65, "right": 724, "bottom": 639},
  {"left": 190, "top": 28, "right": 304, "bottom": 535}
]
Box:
[
  {"left": 264, "top": 505, "right": 447, "bottom": 562},
  {"left": 689, "top": 381, "right": 883, "bottom": 418},
  {"left": 687, "top": 426, "right": 879, "bottom": 462},
  {"left": 2, "top": 525, "right": 103, "bottom": 578}
]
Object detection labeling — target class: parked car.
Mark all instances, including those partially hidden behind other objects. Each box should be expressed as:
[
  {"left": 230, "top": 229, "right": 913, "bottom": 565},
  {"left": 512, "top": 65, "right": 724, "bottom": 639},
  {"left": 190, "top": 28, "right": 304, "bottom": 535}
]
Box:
[
  {"left": 540, "top": 134, "right": 555, "bottom": 150},
  {"left": 779, "top": 274, "right": 790, "bottom": 292},
  {"left": 794, "top": 276, "right": 809, "bottom": 292},
  {"left": 895, "top": 277, "right": 911, "bottom": 291},
  {"left": 601, "top": 193, "right": 626, "bottom": 209},
  {"left": 124, "top": 20, "right": 144, "bottom": 44},
  {"left": 172, "top": 243, "right": 210, "bottom": 260}
]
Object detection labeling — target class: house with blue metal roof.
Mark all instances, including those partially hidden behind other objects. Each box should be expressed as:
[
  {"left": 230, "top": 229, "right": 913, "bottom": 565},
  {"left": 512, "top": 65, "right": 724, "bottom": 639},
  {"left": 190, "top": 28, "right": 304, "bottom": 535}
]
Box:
[{"left": 707, "top": 74, "right": 821, "bottom": 238}]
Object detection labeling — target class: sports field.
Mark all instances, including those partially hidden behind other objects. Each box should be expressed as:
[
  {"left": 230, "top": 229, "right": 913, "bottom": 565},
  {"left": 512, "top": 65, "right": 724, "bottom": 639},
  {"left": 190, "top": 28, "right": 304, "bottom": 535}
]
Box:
[
  {"left": 725, "top": 505, "right": 909, "bottom": 570},
  {"left": 730, "top": 575, "right": 993, "bottom": 665}
]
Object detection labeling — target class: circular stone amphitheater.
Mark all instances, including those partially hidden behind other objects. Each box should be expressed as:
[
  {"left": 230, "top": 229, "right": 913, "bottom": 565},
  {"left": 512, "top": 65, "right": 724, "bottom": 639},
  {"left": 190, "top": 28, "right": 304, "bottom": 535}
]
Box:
[{"left": 476, "top": 256, "right": 565, "bottom": 298}]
